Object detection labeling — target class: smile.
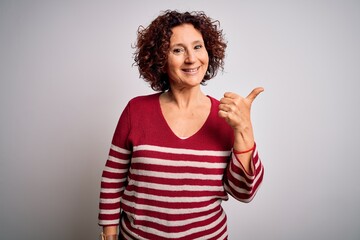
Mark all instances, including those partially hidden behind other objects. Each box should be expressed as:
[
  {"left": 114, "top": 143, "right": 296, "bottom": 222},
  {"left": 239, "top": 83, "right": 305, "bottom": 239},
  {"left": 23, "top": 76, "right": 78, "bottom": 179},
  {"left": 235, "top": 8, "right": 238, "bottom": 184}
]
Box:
[{"left": 182, "top": 66, "right": 200, "bottom": 73}]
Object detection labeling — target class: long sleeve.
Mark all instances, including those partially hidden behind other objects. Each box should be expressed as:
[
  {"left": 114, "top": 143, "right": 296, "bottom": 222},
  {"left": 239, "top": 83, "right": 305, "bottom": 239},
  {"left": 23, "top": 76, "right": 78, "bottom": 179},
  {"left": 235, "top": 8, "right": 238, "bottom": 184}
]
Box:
[
  {"left": 97, "top": 94, "right": 264, "bottom": 238},
  {"left": 98, "top": 104, "right": 132, "bottom": 226},
  {"left": 223, "top": 144, "right": 264, "bottom": 203}
]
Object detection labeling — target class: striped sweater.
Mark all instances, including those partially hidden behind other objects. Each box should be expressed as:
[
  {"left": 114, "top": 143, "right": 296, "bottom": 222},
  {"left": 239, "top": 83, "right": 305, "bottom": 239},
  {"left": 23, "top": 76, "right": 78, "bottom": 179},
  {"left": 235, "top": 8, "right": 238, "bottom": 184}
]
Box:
[{"left": 99, "top": 93, "right": 264, "bottom": 239}]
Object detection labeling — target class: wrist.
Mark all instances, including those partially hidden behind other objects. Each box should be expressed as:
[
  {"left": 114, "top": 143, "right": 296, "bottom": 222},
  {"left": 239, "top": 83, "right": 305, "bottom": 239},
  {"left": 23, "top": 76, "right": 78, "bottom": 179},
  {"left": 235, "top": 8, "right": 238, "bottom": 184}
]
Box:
[
  {"left": 233, "top": 123, "right": 252, "bottom": 133},
  {"left": 233, "top": 143, "right": 255, "bottom": 155},
  {"left": 100, "top": 232, "right": 118, "bottom": 240}
]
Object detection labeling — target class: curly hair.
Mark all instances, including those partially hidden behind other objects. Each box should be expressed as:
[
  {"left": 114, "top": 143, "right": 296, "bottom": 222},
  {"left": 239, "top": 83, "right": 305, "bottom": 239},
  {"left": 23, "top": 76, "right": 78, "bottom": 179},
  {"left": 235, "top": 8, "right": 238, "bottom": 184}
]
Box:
[{"left": 133, "top": 10, "right": 227, "bottom": 92}]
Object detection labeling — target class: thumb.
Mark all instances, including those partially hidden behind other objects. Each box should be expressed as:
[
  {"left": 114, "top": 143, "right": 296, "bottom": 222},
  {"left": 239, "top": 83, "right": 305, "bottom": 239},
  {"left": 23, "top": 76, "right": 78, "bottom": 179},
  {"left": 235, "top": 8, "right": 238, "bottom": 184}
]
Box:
[{"left": 246, "top": 87, "right": 264, "bottom": 103}]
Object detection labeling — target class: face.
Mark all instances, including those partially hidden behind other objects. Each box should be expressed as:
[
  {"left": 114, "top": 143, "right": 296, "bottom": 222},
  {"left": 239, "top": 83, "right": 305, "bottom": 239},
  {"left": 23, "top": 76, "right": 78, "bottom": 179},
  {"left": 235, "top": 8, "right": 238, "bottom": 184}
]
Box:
[{"left": 166, "top": 23, "right": 209, "bottom": 89}]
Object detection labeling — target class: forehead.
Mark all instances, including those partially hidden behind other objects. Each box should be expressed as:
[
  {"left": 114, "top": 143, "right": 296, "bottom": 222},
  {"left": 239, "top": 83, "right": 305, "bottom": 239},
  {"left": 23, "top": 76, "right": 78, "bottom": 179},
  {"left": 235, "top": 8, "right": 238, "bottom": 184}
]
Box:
[{"left": 170, "top": 23, "right": 204, "bottom": 45}]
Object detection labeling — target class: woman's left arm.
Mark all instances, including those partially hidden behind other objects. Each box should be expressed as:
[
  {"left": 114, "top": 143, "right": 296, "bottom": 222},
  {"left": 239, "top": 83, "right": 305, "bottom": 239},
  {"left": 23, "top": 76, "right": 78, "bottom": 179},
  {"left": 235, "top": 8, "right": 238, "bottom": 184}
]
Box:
[{"left": 218, "top": 87, "right": 264, "bottom": 202}]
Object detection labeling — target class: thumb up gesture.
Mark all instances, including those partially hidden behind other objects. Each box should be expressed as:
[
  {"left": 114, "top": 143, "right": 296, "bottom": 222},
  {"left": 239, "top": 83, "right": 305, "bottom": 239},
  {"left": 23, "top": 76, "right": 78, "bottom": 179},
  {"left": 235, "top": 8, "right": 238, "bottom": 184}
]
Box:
[{"left": 219, "top": 87, "right": 264, "bottom": 150}]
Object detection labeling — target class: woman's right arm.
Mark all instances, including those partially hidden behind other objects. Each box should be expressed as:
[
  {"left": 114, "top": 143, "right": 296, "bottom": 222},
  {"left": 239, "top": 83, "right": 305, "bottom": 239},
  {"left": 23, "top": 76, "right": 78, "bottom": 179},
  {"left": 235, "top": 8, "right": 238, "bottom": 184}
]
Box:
[
  {"left": 101, "top": 226, "right": 118, "bottom": 239},
  {"left": 99, "top": 103, "right": 132, "bottom": 229}
]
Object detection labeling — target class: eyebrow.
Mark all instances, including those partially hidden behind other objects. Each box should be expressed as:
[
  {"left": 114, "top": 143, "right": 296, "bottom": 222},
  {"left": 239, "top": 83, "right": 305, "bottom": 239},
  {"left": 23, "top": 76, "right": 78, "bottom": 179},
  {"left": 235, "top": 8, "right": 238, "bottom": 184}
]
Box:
[{"left": 170, "top": 40, "right": 204, "bottom": 48}]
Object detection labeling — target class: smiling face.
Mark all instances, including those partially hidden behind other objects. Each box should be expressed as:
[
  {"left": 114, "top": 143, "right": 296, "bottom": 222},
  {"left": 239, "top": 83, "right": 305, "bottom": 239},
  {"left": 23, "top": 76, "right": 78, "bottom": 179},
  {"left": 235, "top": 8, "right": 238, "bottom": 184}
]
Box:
[{"left": 166, "top": 23, "right": 209, "bottom": 90}]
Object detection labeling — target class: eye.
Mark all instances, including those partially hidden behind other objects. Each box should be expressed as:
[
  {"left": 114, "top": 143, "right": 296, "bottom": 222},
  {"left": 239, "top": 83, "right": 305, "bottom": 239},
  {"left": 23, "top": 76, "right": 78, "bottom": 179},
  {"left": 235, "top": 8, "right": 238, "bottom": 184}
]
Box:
[
  {"left": 194, "top": 44, "right": 203, "bottom": 50},
  {"left": 171, "top": 47, "right": 185, "bottom": 55}
]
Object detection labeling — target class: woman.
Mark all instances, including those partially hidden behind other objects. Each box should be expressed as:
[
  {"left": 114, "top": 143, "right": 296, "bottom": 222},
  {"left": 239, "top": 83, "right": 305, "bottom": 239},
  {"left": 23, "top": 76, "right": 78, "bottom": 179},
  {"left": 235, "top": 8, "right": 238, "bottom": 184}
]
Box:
[{"left": 98, "top": 10, "right": 264, "bottom": 240}]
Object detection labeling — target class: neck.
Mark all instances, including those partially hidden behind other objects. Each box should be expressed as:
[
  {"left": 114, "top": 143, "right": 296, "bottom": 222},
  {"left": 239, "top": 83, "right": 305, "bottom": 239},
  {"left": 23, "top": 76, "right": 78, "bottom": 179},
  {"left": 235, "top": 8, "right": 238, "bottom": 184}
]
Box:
[{"left": 164, "top": 86, "right": 206, "bottom": 109}]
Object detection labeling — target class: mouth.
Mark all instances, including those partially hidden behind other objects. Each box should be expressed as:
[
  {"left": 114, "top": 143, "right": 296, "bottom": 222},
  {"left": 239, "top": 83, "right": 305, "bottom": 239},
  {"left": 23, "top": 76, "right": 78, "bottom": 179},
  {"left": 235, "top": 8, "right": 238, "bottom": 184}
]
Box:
[{"left": 182, "top": 66, "right": 200, "bottom": 73}]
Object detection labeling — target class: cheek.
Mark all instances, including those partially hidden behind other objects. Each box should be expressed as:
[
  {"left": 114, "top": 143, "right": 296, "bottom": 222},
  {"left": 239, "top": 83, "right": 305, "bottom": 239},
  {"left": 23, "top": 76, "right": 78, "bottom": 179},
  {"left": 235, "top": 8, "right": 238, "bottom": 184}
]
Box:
[
  {"left": 201, "top": 52, "right": 209, "bottom": 64},
  {"left": 203, "top": 57, "right": 209, "bottom": 69},
  {"left": 167, "top": 58, "right": 182, "bottom": 72},
  {"left": 166, "top": 61, "right": 178, "bottom": 78}
]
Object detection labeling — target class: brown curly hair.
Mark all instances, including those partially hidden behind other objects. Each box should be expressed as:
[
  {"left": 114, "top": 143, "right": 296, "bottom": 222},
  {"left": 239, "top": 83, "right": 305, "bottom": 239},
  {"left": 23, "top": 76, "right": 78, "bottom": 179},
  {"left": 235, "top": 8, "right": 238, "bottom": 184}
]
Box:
[{"left": 133, "top": 10, "right": 227, "bottom": 92}]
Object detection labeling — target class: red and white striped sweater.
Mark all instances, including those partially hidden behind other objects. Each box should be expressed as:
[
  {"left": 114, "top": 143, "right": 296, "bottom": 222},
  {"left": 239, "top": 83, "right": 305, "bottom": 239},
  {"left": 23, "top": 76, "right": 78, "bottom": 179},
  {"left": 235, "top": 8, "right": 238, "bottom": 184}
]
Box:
[{"left": 99, "top": 93, "right": 264, "bottom": 239}]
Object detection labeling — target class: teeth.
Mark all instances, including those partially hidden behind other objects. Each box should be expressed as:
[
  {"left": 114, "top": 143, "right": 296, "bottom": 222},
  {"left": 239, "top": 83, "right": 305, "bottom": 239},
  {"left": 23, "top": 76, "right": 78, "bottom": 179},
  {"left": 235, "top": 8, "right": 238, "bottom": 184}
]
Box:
[{"left": 183, "top": 67, "right": 198, "bottom": 72}]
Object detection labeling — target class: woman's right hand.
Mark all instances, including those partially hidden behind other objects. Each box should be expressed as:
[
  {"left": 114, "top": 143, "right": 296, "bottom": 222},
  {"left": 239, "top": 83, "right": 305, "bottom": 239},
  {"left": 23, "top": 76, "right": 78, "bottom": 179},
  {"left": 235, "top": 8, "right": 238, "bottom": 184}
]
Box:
[{"left": 101, "top": 226, "right": 118, "bottom": 240}]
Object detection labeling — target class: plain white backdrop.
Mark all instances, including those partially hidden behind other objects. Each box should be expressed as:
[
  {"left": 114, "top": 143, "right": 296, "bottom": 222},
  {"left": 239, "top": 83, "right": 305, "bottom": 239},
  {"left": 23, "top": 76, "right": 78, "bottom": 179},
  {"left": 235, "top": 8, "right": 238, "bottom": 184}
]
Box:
[{"left": 1, "top": 0, "right": 359, "bottom": 239}]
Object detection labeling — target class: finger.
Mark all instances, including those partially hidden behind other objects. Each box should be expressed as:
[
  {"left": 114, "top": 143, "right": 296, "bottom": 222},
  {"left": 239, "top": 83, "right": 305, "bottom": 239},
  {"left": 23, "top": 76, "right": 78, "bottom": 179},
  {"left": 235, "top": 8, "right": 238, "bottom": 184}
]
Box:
[
  {"left": 246, "top": 87, "right": 264, "bottom": 103},
  {"left": 219, "top": 103, "right": 234, "bottom": 112},
  {"left": 218, "top": 110, "right": 228, "bottom": 119},
  {"left": 223, "top": 92, "right": 239, "bottom": 99},
  {"left": 219, "top": 97, "right": 234, "bottom": 105},
  {"left": 218, "top": 103, "right": 227, "bottom": 111}
]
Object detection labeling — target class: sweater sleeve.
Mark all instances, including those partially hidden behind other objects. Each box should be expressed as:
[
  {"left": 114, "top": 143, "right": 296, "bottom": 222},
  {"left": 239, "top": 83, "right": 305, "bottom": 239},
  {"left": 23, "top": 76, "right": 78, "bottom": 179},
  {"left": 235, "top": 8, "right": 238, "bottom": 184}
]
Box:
[
  {"left": 223, "top": 144, "right": 264, "bottom": 203},
  {"left": 98, "top": 103, "right": 132, "bottom": 226}
]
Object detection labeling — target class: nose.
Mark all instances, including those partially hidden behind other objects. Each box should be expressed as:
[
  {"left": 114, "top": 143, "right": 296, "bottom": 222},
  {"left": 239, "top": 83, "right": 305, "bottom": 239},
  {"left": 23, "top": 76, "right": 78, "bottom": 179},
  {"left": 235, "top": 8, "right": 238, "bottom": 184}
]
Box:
[{"left": 184, "top": 50, "right": 196, "bottom": 63}]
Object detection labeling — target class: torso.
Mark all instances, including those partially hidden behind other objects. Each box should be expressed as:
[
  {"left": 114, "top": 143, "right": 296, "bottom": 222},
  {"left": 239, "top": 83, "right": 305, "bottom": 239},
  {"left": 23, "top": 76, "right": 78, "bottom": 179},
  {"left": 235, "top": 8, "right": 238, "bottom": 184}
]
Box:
[
  {"left": 159, "top": 91, "right": 212, "bottom": 139},
  {"left": 105, "top": 93, "right": 235, "bottom": 239}
]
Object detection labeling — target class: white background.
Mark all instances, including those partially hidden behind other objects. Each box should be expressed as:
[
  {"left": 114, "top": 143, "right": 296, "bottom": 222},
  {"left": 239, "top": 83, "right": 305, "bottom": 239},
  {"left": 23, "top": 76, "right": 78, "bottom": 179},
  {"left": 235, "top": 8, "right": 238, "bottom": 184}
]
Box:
[{"left": 1, "top": 0, "right": 359, "bottom": 239}]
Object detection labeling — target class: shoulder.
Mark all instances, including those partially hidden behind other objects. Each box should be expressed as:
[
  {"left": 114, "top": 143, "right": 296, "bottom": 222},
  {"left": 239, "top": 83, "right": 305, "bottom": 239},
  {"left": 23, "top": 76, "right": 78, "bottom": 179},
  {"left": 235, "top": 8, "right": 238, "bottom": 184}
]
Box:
[
  {"left": 207, "top": 95, "right": 220, "bottom": 107},
  {"left": 207, "top": 94, "right": 231, "bottom": 127},
  {"left": 122, "top": 93, "right": 162, "bottom": 120},
  {"left": 127, "top": 92, "right": 161, "bottom": 107}
]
